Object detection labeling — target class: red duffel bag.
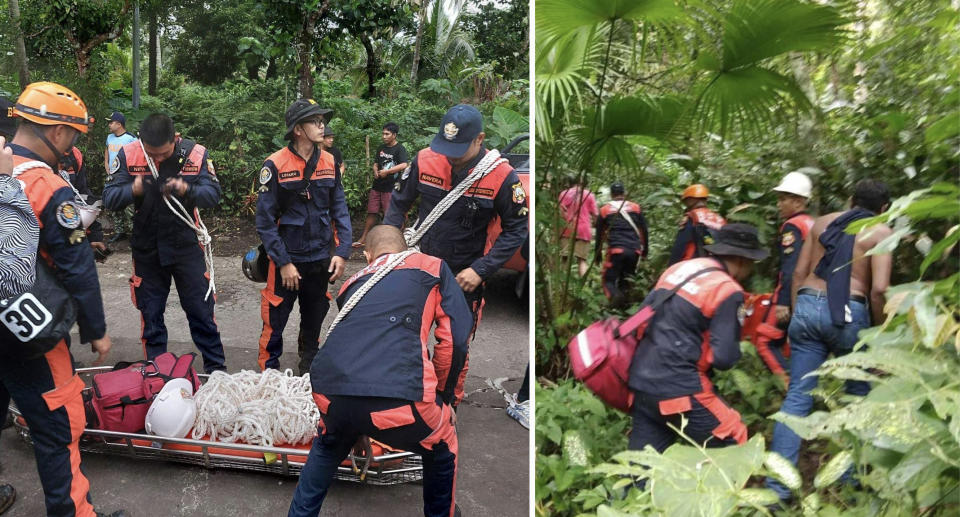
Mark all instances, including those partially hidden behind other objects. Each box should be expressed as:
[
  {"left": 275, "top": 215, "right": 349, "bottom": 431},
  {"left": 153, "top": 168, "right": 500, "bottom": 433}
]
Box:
[
  {"left": 89, "top": 352, "right": 201, "bottom": 433},
  {"left": 568, "top": 267, "right": 721, "bottom": 413}
]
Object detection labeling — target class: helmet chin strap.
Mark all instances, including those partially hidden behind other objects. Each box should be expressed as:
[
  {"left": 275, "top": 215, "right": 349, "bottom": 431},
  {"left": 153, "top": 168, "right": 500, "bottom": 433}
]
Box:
[{"left": 31, "top": 125, "right": 67, "bottom": 169}]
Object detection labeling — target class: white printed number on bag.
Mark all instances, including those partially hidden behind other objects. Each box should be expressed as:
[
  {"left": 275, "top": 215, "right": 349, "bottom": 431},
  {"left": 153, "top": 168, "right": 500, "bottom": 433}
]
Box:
[{"left": 1, "top": 293, "right": 53, "bottom": 342}]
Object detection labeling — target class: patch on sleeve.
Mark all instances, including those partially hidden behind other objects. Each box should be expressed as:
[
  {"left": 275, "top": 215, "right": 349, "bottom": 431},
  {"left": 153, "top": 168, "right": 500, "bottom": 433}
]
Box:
[
  {"left": 783, "top": 246, "right": 795, "bottom": 255},
  {"left": 518, "top": 206, "right": 529, "bottom": 216},
  {"left": 56, "top": 201, "right": 81, "bottom": 229},
  {"left": 511, "top": 181, "right": 526, "bottom": 204},
  {"left": 781, "top": 232, "right": 796, "bottom": 247},
  {"left": 259, "top": 167, "right": 272, "bottom": 185},
  {"left": 736, "top": 303, "right": 746, "bottom": 326},
  {"left": 68, "top": 229, "right": 86, "bottom": 245},
  {"left": 207, "top": 158, "right": 216, "bottom": 175},
  {"left": 258, "top": 185, "right": 269, "bottom": 193},
  {"left": 109, "top": 156, "right": 120, "bottom": 174}
]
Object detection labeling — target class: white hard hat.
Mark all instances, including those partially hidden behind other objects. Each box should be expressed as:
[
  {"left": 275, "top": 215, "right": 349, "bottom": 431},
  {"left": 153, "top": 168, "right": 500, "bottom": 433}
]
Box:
[
  {"left": 772, "top": 171, "right": 812, "bottom": 198},
  {"left": 145, "top": 379, "right": 197, "bottom": 438}
]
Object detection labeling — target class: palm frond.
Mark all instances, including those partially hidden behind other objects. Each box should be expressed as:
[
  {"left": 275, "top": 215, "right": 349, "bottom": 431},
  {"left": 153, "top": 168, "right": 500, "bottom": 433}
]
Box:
[
  {"left": 536, "top": 0, "right": 683, "bottom": 43},
  {"left": 535, "top": 27, "right": 603, "bottom": 141},
  {"left": 692, "top": 65, "right": 812, "bottom": 138},
  {"left": 720, "top": 0, "right": 850, "bottom": 70}
]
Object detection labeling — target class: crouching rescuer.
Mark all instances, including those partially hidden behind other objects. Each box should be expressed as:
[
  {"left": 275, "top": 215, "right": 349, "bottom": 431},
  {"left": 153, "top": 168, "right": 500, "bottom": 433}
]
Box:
[
  {"left": 289, "top": 226, "right": 471, "bottom": 517},
  {"left": 628, "top": 224, "right": 768, "bottom": 459}
]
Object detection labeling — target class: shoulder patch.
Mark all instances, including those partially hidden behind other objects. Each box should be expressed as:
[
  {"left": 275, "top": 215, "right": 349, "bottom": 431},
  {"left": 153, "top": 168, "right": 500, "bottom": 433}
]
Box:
[
  {"left": 207, "top": 158, "right": 216, "bottom": 175},
  {"left": 259, "top": 167, "right": 272, "bottom": 185},
  {"left": 678, "top": 215, "right": 688, "bottom": 228},
  {"left": 110, "top": 156, "right": 120, "bottom": 174},
  {"left": 781, "top": 232, "right": 796, "bottom": 247},
  {"left": 511, "top": 181, "right": 526, "bottom": 204},
  {"left": 783, "top": 246, "right": 795, "bottom": 255},
  {"left": 57, "top": 201, "right": 81, "bottom": 229}
]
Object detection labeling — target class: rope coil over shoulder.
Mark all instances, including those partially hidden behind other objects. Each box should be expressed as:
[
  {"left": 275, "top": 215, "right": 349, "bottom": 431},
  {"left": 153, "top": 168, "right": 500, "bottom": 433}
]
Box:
[
  {"left": 139, "top": 140, "right": 216, "bottom": 300},
  {"left": 403, "top": 149, "right": 507, "bottom": 249}
]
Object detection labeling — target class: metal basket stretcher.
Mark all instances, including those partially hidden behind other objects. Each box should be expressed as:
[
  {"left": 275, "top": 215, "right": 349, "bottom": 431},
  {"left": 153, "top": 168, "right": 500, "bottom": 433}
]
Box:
[{"left": 7, "top": 367, "right": 423, "bottom": 485}]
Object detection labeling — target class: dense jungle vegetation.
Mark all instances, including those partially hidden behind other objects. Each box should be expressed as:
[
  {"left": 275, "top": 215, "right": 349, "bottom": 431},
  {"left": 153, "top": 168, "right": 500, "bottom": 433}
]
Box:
[
  {"left": 0, "top": 0, "right": 529, "bottom": 218},
  {"left": 534, "top": 0, "right": 959, "bottom": 515}
]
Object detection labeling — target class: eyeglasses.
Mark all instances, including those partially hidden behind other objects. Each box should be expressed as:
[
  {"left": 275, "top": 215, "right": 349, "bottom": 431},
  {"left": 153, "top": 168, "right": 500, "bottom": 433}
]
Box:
[{"left": 300, "top": 118, "right": 324, "bottom": 129}]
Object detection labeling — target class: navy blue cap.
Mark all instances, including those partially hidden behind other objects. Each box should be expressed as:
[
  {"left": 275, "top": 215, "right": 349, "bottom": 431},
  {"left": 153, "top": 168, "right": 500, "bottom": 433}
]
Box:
[
  {"left": 430, "top": 104, "right": 483, "bottom": 158},
  {"left": 109, "top": 111, "right": 126, "bottom": 126}
]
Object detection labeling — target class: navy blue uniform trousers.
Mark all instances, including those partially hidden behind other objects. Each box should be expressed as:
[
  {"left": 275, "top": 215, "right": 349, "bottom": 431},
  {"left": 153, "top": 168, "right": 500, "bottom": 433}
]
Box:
[
  {"left": 130, "top": 246, "right": 225, "bottom": 373},
  {"left": 0, "top": 342, "right": 95, "bottom": 516},
  {"left": 289, "top": 394, "right": 459, "bottom": 517},
  {"left": 258, "top": 259, "right": 331, "bottom": 374}
]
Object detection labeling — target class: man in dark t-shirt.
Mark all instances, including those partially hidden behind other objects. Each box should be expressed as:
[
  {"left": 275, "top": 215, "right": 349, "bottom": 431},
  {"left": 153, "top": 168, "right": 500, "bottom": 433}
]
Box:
[
  {"left": 354, "top": 121, "right": 408, "bottom": 247},
  {"left": 322, "top": 126, "right": 344, "bottom": 175}
]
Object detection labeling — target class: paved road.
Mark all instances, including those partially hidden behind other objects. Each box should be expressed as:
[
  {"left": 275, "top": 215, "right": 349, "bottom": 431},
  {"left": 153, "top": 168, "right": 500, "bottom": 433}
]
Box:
[{"left": 1, "top": 247, "right": 529, "bottom": 516}]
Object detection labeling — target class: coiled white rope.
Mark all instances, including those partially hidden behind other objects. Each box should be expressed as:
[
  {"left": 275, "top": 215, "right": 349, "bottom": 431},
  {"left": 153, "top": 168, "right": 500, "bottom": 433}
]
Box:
[
  {"left": 403, "top": 149, "right": 507, "bottom": 249},
  {"left": 191, "top": 369, "right": 319, "bottom": 447},
  {"left": 140, "top": 139, "right": 216, "bottom": 300},
  {"left": 321, "top": 249, "right": 416, "bottom": 344}
]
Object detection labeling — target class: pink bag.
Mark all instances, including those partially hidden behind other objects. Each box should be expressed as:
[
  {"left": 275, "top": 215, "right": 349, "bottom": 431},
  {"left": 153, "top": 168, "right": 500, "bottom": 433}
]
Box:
[
  {"left": 89, "top": 352, "right": 201, "bottom": 433},
  {"left": 568, "top": 267, "right": 721, "bottom": 413}
]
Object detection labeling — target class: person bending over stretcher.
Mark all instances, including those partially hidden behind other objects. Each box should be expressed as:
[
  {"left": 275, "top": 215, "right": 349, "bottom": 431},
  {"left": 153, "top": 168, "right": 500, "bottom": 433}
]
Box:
[{"left": 289, "top": 225, "right": 473, "bottom": 517}]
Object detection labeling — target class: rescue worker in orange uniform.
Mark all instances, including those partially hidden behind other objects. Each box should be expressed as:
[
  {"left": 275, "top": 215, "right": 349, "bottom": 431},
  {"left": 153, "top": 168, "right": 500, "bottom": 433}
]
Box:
[
  {"left": 290, "top": 226, "right": 471, "bottom": 517},
  {"left": 383, "top": 104, "right": 527, "bottom": 405},
  {"left": 668, "top": 184, "right": 726, "bottom": 265},
  {"left": 255, "top": 99, "right": 351, "bottom": 374},
  {"left": 751, "top": 172, "right": 815, "bottom": 381},
  {"left": 628, "top": 224, "right": 767, "bottom": 457},
  {"left": 595, "top": 181, "right": 648, "bottom": 308},
  {"left": 102, "top": 114, "right": 226, "bottom": 373},
  {"left": 0, "top": 82, "right": 122, "bottom": 517}
]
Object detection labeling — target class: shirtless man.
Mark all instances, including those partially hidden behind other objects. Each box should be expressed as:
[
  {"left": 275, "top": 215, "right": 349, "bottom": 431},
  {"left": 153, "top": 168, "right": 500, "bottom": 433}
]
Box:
[{"left": 765, "top": 179, "right": 892, "bottom": 503}]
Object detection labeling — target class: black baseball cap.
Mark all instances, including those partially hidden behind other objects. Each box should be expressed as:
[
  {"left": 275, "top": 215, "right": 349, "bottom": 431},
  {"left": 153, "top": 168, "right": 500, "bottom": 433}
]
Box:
[
  {"left": 610, "top": 181, "right": 625, "bottom": 195},
  {"left": 109, "top": 111, "right": 126, "bottom": 126},
  {"left": 284, "top": 99, "right": 333, "bottom": 140},
  {"left": 430, "top": 104, "right": 483, "bottom": 158}
]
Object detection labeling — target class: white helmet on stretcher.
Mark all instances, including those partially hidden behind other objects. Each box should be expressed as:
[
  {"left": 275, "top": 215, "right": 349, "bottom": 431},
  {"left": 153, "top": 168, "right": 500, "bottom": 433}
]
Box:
[{"left": 145, "top": 378, "right": 197, "bottom": 439}]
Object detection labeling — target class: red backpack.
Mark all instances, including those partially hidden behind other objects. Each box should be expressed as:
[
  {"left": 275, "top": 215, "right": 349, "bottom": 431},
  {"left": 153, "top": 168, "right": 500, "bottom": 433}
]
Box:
[
  {"left": 568, "top": 267, "right": 721, "bottom": 412},
  {"left": 89, "top": 352, "right": 201, "bottom": 433}
]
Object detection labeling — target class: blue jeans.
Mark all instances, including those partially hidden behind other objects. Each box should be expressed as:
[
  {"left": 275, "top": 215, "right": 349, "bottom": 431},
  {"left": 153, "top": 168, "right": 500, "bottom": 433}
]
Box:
[{"left": 765, "top": 292, "right": 871, "bottom": 500}]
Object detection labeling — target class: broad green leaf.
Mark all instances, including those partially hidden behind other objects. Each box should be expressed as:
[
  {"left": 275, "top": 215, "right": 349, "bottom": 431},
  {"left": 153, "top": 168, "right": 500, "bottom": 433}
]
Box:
[
  {"left": 924, "top": 113, "right": 960, "bottom": 146},
  {"left": 813, "top": 450, "right": 854, "bottom": 489},
  {"left": 536, "top": 0, "right": 684, "bottom": 42},
  {"left": 764, "top": 451, "right": 802, "bottom": 490}
]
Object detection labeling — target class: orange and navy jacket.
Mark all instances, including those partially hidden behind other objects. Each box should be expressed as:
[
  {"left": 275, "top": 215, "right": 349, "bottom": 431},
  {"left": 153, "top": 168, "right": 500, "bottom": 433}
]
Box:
[
  {"left": 595, "top": 199, "right": 648, "bottom": 258},
  {"left": 6, "top": 144, "right": 106, "bottom": 343},
  {"left": 103, "top": 138, "right": 221, "bottom": 265},
  {"left": 254, "top": 143, "right": 352, "bottom": 266},
  {"left": 668, "top": 207, "right": 726, "bottom": 265},
  {"left": 383, "top": 148, "right": 528, "bottom": 277},
  {"left": 59, "top": 146, "right": 103, "bottom": 243},
  {"left": 309, "top": 252, "right": 472, "bottom": 405},
  {"left": 773, "top": 212, "right": 814, "bottom": 308},
  {"left": 628, "top": 257, "right": 745, "bottom": 398}
]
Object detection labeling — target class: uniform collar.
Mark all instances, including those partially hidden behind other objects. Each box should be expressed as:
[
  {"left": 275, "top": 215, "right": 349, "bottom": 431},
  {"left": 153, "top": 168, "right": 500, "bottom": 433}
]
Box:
[
  {"left": 784, "top": 210, "right": 807, "bottom": 220},
  {"left": 288, "top": 141, "right": 318, "bottom": 162},
  {"left": 8, "top": 142, "right": 46, "bottom": 162}
]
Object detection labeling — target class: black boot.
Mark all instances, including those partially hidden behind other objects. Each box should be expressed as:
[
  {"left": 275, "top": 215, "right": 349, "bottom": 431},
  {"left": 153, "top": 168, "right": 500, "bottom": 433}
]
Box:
[{"left": 0, "top": 484, "right": 15, "bottom": 515}]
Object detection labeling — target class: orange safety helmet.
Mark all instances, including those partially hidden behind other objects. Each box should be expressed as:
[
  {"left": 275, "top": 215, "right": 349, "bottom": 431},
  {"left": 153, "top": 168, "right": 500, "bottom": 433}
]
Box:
[
  {"left": 10, "top": 82, "right": 93, "bottom": 133},
  {"left": 681, "top": 183, "right": 709, "bottom": 199}
]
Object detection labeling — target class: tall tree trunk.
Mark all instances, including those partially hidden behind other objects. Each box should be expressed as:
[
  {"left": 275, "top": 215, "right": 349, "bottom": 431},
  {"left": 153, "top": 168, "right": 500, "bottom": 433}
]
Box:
[
  {"left": 409, "top": 0, "right": 429, "bottom": 84},
  {"left": 132, "top": 0, "right": 141, "bottom": 108},
  {"left": 266, "top": 55, "right": 278, "bottom": 79},
  {"left": 297, "top": 14, "right": 317, "bottom": 99},
  {"left": 148, "top": 9, "right": 158, "bottom": 95},
  {"left": 8, "top": 0, "right": 29, "bottom": 88},
  {"left": 362, "top": 36, "right": 378, "bottom": 98}
]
